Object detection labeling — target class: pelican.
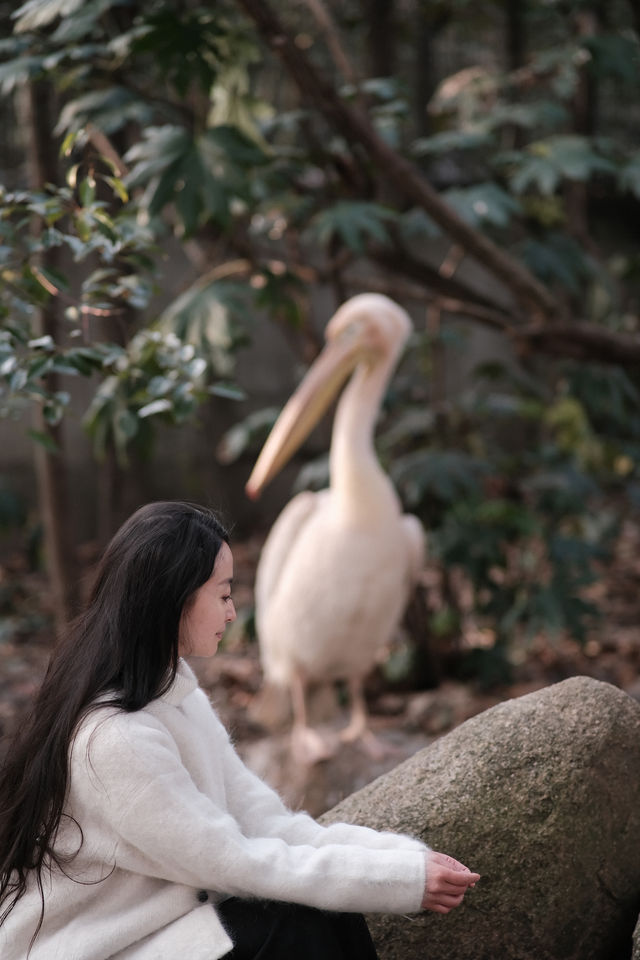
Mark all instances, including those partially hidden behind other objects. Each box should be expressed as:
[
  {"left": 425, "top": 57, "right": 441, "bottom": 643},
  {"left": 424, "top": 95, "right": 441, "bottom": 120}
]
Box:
[{"left": 246, "top": 294, "right": 425, "bottom": 761}]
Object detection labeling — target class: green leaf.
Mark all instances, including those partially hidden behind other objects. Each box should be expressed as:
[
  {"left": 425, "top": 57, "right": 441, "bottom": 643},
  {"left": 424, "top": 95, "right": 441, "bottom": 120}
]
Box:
[
  {"left": 0, "top": 56, "right": 47, "bottom": 93},
  {"left": 390, "top": 450, "right": 491, "bottom": 507},
  {"left": 202, "top": 125, "right": 267, "bottom": 168},
  {"left": 27, "top": 428, "right": 59, "bottom": 453},
  {"left": 103, "top": 176, "right": 129, "bottom": 203},
  {"left": 14, "top": 0, "right": 85, "bottom": 31},
  {"left": 124, "top": 125, "right": 255, "bottom": 232},
  {"left": 519, "top": 233, "right": 591, "bottom": 294},
  {"left": 146, "top": 375, "right": 173, "bottom": 397},
  {"left": 49, "top": 0, "right": 127, "bottom": 44},
  {"left": 310, "top": 202, "right": 396, "bottom": 255},
  {"left": 508, "top": 153, "right": 561, "bottom": 195},
  {"left": 60, "top": 129, "right": 81, "bottom": 158},
  {"left": 411, "top": 129, "right": 493, "bottom": 156},
  {"left": 114, "top": 407, "right": 138, "bottom": 438},
  {"left": 619, "top": 153, "right": 640, "bottom": 200},
  {"left": 174, "top": 155, "right": 203, "bottom": 237},
  {"left": 27, "top": 335, "right": 55, "bottom": 351},
  {"left": 484, "top": 101, "right": 569, "bottom": 133},
  {"left": 137, "top": 398, "right": 173, "bottom": 418},
  {"left": 293, "top": 454, "right": 330, "bottom": 494},
  {"left": 129, "top": 7, "right": 225, "bottom": 97},
  {"left": 199, "top": 170, "right": 229, "bottom": 225},
  {"left": 157, "top": 279, "right": 244, "bottom": 373},
  {"left": 546, "top": 135, "right": 615, "bottom": 180},
  {"left": 443, "top": 183, "right": 521, "bottom": 228},
  {"left": 584, "top": 34, "right": 640, "bottom": 84},
  {"left": 506, "top": 136, "right": 617, "bottom": 194},
  {"left": 208, "top": 382, "right": 246, "bottom": 401},
  {"left": 217, "top": 406, "right": 278, "bottom": 463},
  {"left": 50, "top": 358, "right": 81, "bottom": 376},
  {"left": 78, "top": 176, "right": 96, "bottom": 207},
  {"left": 56, "top": 87, "right": 146, "bottom": 136},
  {"left": 27, "top": 355, "right": 53, "bottom": 379},
  {"left": 398, "top": 208, "right": 442, "bottom": 241},
  {"left": 125, "top": 126, "right": 190, "bottom": 180}
]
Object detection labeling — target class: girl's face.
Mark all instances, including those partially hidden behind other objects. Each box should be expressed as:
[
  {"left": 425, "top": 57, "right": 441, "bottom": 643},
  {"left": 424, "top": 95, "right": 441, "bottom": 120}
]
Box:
[{"left": 178, "top": 542, "right": 237, "bottom": 657}]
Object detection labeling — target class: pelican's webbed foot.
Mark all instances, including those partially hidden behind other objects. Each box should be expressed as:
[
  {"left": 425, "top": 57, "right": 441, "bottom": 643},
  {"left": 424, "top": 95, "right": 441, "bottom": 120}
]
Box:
[{"left": 291, "top": 724, "right": 337, "bottom": 766}]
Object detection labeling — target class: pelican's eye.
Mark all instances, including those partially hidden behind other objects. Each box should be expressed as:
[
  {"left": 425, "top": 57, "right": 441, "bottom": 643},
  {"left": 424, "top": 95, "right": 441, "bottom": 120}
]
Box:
[{"left": 339, "top": 321, "right": 362, "bottom": 341}]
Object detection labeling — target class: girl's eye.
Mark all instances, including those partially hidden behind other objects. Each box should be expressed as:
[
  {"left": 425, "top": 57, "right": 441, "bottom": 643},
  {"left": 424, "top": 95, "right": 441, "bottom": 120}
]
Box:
[{"left": 222, "top": 595, "right": 232, "bottom": 603}]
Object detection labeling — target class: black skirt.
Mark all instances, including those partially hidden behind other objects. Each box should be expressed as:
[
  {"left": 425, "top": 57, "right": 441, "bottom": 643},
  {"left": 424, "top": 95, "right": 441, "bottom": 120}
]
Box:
[{"left": 217, "top": 897, "right": 379, "bottom": 960}]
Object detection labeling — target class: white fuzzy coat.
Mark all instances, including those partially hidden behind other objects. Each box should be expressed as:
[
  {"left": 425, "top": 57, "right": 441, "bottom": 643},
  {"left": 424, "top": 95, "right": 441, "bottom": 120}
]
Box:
[{"left": 1, "top": 660, "right": 428, "bottom": 960}]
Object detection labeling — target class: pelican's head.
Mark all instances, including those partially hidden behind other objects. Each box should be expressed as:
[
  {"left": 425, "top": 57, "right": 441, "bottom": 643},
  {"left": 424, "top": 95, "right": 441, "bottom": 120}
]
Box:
[
  {"left": 245, "top": 294, "right": 412, "bottom": 499},
  {"left": 323, "top": 293, "right": 412, "bottom": 367}
]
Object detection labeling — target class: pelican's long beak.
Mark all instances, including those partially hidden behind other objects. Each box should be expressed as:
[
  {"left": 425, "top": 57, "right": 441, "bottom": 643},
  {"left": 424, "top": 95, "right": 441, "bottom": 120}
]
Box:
[{"left": 246, "top": 330, "right": 366, "bottom": 499}]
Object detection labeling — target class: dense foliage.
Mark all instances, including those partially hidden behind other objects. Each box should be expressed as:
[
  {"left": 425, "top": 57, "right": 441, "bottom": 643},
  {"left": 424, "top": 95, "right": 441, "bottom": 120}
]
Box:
[{"left": 1, "top": 0, "right": 639, "bottom": 678}]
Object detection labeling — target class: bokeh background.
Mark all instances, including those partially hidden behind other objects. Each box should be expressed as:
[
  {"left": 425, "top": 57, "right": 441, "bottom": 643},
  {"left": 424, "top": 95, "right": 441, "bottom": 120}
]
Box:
[{"left": 1, "top": 0, "right": 639, "bottom": 810}]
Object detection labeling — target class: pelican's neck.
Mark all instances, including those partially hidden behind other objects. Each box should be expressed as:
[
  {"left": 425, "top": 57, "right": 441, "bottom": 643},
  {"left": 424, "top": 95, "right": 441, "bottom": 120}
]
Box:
[{"left": 329, "top": 352, "right": 400, "bottom": 519}]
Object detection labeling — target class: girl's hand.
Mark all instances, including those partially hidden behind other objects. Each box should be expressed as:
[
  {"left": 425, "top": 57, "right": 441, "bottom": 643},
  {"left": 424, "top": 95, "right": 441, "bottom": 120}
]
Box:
[{"left": 421, "top": 851, "right": 480, "bottom": 914}]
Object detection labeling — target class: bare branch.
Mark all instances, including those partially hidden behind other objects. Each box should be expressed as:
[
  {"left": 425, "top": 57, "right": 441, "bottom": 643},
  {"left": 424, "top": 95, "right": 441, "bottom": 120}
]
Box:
[
  {"left": 439, "top": 245, "right": 465, "bottom": 280},
  {"left": 300, "top": 0, "right": 360, "bottom": 87},
  {"left": 370, "top": 241, "right": 512, "bottom": 315},
  {"left": 86, "top": 124, "right": 128, "bottom": 178},
  {"left": 514, "top": 322, "right": 640, "bottom": 368}
]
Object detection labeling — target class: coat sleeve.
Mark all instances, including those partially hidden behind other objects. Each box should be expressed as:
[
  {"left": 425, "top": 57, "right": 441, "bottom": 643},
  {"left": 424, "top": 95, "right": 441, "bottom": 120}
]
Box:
[
  {"left": 217, "top": 716, "right": 429, "bottom": 855},
  {"left": 72, "top": 711, "right": 426, "bottom": 916}
]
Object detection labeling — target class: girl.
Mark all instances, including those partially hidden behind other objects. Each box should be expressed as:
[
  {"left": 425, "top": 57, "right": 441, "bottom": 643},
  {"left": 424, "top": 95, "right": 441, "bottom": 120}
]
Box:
[{"left": 0, "top": 501, "right": 479, "bottom": 959}]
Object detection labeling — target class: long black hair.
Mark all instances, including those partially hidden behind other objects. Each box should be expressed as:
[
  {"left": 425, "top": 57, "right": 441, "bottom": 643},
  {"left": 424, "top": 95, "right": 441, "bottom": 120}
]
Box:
[{"left": 0, "top": 500, "right": 229, "bottom": 941}]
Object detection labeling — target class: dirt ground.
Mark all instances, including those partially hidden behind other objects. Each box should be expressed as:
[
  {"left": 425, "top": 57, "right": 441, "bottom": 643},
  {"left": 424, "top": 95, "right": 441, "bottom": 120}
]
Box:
[{"left": 1, "top": 520, "right": 639, "bottom": 817}]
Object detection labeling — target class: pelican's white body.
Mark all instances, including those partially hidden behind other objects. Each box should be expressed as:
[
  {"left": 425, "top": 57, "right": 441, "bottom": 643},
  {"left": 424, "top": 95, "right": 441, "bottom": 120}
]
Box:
[{"left": 253, "top": 295, "right": 425, "bottom": 693}]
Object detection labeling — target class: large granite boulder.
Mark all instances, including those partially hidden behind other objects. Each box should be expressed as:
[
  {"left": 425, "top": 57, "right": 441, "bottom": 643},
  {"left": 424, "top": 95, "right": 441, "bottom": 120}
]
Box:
[
  {"left": 633, "top": 915, "right": 640, "bottom": 960},
  {"left": 322, "top": 677, "right": 640, "bottom": 960}
]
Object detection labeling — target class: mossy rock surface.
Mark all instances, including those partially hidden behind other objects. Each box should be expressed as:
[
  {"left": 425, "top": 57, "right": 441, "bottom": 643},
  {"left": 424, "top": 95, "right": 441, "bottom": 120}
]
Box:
[{"left": 322, "top": 677, "right": 640, "bottom": 960}]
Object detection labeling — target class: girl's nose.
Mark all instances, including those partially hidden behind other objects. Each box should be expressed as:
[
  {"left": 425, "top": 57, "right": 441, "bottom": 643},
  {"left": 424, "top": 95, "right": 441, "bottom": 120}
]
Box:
[{"left": 227, "top": 600, "right": 237, "bottom": 623}]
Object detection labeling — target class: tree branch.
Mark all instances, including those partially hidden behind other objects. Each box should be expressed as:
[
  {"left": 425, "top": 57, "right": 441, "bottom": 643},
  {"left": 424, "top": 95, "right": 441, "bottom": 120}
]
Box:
[
  {"left": 340, "top": 275, "right": 640, "bottom": 368},
  {"left": 513, "top": 322, "right": 640, "bottom": 368},
  {"left": 369, "top": 241, "right": 513, "bottom": 315},
  {"left": 235, "top": 0, "right": 558, "bottom": 321},
  {"left": 301, "top": 0, "right": 360, "bottom": 88}
]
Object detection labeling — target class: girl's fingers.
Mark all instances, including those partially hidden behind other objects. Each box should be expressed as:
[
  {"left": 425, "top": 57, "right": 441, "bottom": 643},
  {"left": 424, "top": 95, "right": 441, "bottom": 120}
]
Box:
[
  {"left": 423, "top": 851, "right": 481, "bottom": 913},
  {"left": 422, "top": 887, "right": 468, "bottom": 911},
  {"left": 427, "top": 852, "right": 480, "bottom": 884},
  {"left": 439, "top": 874, "right": 479, "bottom": 892},
  {"left": 429, "top": 869, "right": 480, "bottom": 893},
  {"left": 433, "top": 893, "right": 465, "bottom": 908}
]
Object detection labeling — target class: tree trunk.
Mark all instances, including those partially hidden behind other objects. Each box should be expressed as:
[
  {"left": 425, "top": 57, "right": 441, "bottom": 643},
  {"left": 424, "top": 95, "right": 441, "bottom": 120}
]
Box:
[
  {"left": 362, "top": 0, "right": 395, "bottom": 78},
  {"left": 564, "top": 8, "right": 599, "bottom": 249},
  {"left": 505, "top": 0, "right": 525, "bottom": 72},
  {"left": 502, "top": 0, "right": 527, "bottom": 151},
  {"left": 23, "top": 80, "right": 78, "bottom": 634},
  {"left": 89, "top": 126, "right": 143, "bottom": 547},
  {"left": 413, "top": 6, "right": 451, "bottom": 137}
]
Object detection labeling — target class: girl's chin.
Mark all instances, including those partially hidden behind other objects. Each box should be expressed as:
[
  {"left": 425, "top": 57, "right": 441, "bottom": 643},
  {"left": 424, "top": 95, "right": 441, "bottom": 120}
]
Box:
[{"left": 185, "top": 639, "right": 221, "bottom": 658}]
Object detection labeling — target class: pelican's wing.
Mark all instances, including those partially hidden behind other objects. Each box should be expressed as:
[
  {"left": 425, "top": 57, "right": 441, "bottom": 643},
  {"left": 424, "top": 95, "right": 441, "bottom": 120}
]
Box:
[
  {"left": 401, "top": 513, "right": 426, "bottom": 587},
  {"left": 254, "top": 490, "right": 324, "bottom": 614}
]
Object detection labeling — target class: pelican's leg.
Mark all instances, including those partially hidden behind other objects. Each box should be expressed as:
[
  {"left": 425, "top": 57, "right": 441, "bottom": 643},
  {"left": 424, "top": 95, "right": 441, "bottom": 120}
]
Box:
[
  {"left": 340, "top": 676, "right": 393, "bottom": 761},
  {"left": 340, "top": 676, "right": 369, "bottom": 743},
  {"left": 290, "top": 668, "right": 335, "bottom": 765}
]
